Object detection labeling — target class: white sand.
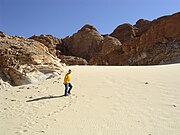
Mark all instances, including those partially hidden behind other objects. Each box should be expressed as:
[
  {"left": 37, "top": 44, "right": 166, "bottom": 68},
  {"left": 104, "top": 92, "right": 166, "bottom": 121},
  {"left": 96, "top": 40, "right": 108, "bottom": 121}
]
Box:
[{"left": 0, "top": 64, "right": 180, "bottom": 135}]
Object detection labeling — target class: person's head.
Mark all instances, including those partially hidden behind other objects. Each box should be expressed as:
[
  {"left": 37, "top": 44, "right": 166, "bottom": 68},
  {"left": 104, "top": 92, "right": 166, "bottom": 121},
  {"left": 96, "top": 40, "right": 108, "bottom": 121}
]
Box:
[{"left": 68, "top": 69, "right": 71, "bottom": 74}]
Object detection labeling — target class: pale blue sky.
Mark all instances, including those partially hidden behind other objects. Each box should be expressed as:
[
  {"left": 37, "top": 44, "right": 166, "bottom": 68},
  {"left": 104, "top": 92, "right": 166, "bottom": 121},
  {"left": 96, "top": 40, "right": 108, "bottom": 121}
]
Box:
[{"left": 0, "top": 0, "right": 179, "bottom": 38}]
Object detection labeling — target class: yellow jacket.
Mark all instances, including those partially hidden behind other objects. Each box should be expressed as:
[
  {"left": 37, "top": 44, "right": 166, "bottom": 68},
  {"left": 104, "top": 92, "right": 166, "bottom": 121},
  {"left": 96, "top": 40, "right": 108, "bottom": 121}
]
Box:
[{"left": 64, "top": 73, "right": 71, "bottom": 84}]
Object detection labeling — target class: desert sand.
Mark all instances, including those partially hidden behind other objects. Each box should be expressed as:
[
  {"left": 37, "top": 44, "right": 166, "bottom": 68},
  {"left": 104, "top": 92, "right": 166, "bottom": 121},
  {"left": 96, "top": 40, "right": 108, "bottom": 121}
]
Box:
[{"left": 0, "top": 64, "right": 180, "bottom": 135}]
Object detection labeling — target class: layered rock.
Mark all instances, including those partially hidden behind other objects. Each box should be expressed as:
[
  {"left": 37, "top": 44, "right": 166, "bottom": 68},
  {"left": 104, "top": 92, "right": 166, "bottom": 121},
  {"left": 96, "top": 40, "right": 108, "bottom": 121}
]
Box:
[
  {"left": 122, "top": 12, "right": 180, "bottom": 65},
  {"left": 29, "top": 34, "right": 62, "bottom": 57},
  {"left": 59, "top": 55, "right": 88, "bottom": 65},
  {"left": 62, "top": 12, "right": 180, "bottom": 66},
  {"left": 27, "top": 12, "right": 180, "bottom": 66},
  {"left": 0, "top": 33, "right": 64, "bottom": 86},
  {"left": 92, "top": 12, "right": 180, "bottom": 65},
  {"left": 63, "top": 24, "right": 104, "bottom": 60},
  {"left": 57, "top": 12, "right": 180, "bottom": 66},
  {"left": 1, "top": 12, "right": 179, "bottom": 69}
]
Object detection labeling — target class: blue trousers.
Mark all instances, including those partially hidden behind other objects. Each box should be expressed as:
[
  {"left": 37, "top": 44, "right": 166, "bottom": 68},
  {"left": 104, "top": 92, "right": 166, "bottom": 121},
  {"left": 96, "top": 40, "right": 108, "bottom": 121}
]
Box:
[{"left": 64, "top": 83, "right": 73, "bottom": 96}]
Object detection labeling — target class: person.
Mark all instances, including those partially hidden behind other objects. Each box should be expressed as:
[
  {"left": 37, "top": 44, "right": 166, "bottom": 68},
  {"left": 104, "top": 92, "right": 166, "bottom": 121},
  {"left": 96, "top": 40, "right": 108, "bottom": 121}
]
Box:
[{"left": 63, "top": 69, "right": 73, "bottom": 96}]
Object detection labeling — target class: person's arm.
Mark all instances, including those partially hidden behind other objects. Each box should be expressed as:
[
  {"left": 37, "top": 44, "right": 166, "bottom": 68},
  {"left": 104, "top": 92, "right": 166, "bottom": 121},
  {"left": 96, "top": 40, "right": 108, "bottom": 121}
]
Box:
[{"left": 63, "top": 74, "right": 67, "bottom": 84}]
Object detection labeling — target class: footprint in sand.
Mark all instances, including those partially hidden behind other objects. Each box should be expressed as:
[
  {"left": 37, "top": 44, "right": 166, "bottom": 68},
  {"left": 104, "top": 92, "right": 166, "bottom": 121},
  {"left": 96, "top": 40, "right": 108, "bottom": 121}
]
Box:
[
  {"left": 111, "top": 87, "right": 122, "bottom": 114},
  {"left": 112, "top": 101, "right": 121, "bottom": 114},
  {"left": 16, "top": 94, "right": 78, "bottom": 134},
  {"left": 53, "top": 81, "right": 58, "bottom": 84}
]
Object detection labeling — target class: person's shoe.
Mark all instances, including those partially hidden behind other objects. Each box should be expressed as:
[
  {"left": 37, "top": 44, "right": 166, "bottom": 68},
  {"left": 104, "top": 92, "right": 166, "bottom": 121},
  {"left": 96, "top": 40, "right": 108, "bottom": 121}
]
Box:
[
  {"left": 68, "top": 92, "right": 71, "bottom": 95},
  {"left": 64, "top": 94, "right": 68, "bottom": 96}
]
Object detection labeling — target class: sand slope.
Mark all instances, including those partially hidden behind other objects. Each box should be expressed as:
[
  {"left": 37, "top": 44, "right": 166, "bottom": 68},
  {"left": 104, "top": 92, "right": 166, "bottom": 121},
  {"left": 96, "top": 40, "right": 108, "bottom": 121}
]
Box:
[{"left": 0, "top": 64, "right": 180, "bottom": 135}]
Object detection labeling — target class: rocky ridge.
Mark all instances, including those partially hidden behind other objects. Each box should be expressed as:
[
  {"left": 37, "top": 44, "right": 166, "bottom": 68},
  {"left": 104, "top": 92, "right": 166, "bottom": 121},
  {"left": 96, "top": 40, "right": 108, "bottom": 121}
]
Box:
[
  {"left": 0, "top": 12, "right": 180, "bottom": 88},
  {"left": 57, "top": 12, "right": 180, "bottom": 65},
  {"left": 90, "top": 12, "right": 180, "bottom": 65},
  {"left": 1, "top": 12, "right": 180, "bottom": 88}
]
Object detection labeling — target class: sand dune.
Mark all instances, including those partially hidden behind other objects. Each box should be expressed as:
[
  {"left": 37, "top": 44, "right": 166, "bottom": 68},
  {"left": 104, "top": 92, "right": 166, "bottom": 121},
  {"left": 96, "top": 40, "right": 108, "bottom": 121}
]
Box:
[{"left": 0, "top": 64, "right": 180, "bottom": 135}]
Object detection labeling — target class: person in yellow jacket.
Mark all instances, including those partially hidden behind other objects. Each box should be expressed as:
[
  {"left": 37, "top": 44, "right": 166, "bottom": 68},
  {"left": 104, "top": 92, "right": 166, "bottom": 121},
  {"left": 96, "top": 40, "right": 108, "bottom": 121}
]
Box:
[{"left": 63, "top": 69, "right": 73, "bottom": 96}]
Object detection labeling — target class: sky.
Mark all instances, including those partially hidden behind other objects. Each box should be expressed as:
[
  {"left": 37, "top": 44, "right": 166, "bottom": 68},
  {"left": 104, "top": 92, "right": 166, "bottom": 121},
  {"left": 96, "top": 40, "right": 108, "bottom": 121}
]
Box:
[{"left": 0, "top": 0, "right": 180, "bottom": 38}]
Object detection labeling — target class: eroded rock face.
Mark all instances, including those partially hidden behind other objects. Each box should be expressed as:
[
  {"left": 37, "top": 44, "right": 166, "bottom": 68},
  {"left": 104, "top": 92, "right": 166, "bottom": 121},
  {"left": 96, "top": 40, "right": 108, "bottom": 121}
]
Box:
[
  {"left": 89, "top": 35, "right": 122, "bottom": 65},
  {"left": 135, "top": 19, "right": 151, "bottom": 28},
  {"left": 101, "top": 35, "right": 122, "bottom": 55},
  {"left": 59, "top": 55, "right": 88, "bottom": 65},
  {"left": 27, "top": 12, "right": 180, "bottom": 66},
  {"left": 29, "top": 34, "right": 88, "bottom": 65},
  {"left": 63, "top": 24, "right": 104, "bottom": 60},
  {"left": 0, "top": 70, "right": 11, "bottom": 90},
  {"left": 128, "top": 13, "right": 179, "bottom": 65},
  {"left": 0, "top": 33, "right": 64, "bottom": 86},
  {"left": 29, "top": 35, "right": 62, "bottom": 57},
  {"left": 134, "top": 19, "right": 152, "bottom": 37},
  {"left": 1, "top": 12, "right": 179, "bottom": 68},
  {"left": 90, "top": 12, "right": 180, "bottom": 65},
  {"left": 122, "top": 12, "right": 180, "bottom": 65},
  {"left": 110, "top": 23, "right": 137, "bottom": 43}
]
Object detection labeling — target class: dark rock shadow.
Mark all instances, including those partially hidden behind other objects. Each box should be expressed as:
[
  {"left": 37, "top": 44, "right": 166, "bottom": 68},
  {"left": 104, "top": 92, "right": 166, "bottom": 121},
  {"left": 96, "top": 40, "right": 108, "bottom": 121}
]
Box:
[{"left": 26, "top": 95, "right": 65, "bottom": 102}]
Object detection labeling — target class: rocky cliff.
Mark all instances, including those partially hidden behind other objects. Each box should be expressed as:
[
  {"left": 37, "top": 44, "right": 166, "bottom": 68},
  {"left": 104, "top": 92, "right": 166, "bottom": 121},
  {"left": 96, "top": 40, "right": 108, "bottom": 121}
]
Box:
[
  {"left": 55, "top": 12, "right": 180, "bottom": 65},
  {"left": 1, "top": 12, "right": 180, "bottom": 75},
  {"left": 29, "top": 34, "right": 88, "bottom": 65},
  {"left": 90, "top": 12, "right": 180, "bottom": 65},
  {"left": 0, "top": 32, "right": 65, "bottom": 88}
]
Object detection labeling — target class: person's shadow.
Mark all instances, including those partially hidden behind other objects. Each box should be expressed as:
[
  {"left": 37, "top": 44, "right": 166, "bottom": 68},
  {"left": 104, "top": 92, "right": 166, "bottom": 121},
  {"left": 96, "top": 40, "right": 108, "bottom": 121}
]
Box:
[{"left": 26, "top": 95, "right": 65, "bottom": 102}]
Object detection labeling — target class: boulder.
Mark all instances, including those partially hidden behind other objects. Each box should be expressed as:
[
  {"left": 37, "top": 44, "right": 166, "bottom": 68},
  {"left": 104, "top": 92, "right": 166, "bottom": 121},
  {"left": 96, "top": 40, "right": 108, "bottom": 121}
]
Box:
[
  {"left": 101, "top": 35, "right": 122, "bottom": 55},
  {"left": 63, "top": 24, "right": 104, "bottom": 60},
  {"left": 89, "top": 35, "right": 122, "bottom": 65},
  {"left": 110, "top": 23, "right": 137, "bottom": 43}
]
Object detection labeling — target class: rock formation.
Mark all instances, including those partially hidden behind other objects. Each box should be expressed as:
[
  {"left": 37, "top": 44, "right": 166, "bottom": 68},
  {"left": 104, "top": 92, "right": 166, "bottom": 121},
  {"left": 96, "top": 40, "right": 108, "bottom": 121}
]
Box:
[
  {"left": 59, "top": 55, "right": 88, "bottom": 65},
  {"left": 63, "top": 24, "right": 104, "bottom": 60},
  {"left": 120, "top": 12, "right": 180, "bottom": 65},
  {"left": 89, "top": 35, "right": 122, "bottom": 65},
  {"left": 134, "top": 19, "right": 151, "bottom": 37},
  {"left": 29, "top": 34, "right": 62, "bottom": 57},
  {"left": 0, "top": 70, "right": 11, "bottom": 89},
  {"left": 29, "top": 34, "right": 88, "bottom": 65},
  {"left": 1, "top": 12, "right": 180, "bottom": 72},
  {"left": 110, "top": 23, "right": 137, "bottom": 43},
  {"left": 0, "top": 33, "right": 65, "bottom": 86},
  {"left": 90, "top": 12, "right": 180, "bottom": 65}
]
